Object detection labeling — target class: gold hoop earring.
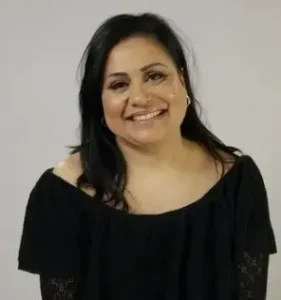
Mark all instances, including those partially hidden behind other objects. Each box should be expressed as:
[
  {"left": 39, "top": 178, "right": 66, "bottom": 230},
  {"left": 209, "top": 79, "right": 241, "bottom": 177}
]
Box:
[{"left": 186, "top": 95, "right": 191, "bottom": 107}]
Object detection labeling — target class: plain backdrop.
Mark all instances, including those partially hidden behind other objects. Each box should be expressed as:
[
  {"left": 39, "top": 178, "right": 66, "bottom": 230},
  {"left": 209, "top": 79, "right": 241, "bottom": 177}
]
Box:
[{"left": 0, "top": 0, "right": 280, "bottom": 299}]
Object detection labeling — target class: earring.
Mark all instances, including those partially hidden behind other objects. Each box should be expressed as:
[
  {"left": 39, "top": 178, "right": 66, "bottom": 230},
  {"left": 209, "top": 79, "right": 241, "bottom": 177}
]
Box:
[{"left": 186, "top": 94, "right": 191, "bottom": 107}]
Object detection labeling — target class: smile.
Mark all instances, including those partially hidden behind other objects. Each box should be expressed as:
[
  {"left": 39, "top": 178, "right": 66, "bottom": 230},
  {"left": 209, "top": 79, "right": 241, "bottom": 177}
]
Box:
[{"left": 131, "top": 110, "right": 166, "bottom": 121}]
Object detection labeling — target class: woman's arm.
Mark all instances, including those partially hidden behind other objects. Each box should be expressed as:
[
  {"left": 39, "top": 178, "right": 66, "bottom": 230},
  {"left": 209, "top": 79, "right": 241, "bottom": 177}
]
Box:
[
  {"left": 237, "top": 252, "right": 269, "bottom": 300},
  {"left": 235, "top": 157, "right": 277, "bottom": 300},
  {"left": 18, "top": 163, "right": 84, "bottom": 300},
  {"left": 40, "top": 276, "right": 80, "bottom": 300}
]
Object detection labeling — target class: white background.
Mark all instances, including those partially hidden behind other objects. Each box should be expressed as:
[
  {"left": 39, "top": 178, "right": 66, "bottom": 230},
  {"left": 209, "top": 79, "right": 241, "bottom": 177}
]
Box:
[{"left": 0, "top": 0, "right": 280, "bottom": 299}]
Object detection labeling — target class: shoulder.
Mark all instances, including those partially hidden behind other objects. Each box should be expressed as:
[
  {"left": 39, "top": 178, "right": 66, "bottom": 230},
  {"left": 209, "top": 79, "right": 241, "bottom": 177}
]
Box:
[
  {"left": 27, "top": 152, "right": 83, "bottom": 199},
  {"left": 209, "top": 153, "right": 263, "bottom": 193},
  {"left": 18, "top": 153, "right": 85, "bottom": 276},
  {"left": 237, "top": 154, "right": 264, "bottom": 182},
  {"left": 22, "top": 153, "right": 87, "bottom": 233},
  {"left": 52, "top": 152, "right": 83, "bottom": 187},
  {"left": 52, "top": 152, "right": 95, "bottom": 197},
  {"left": 233, "top": 155, "right": 277, "bottom": 256},
  {"left": 25, "top": 152, "right": 85, "bottom": 215},
  {"left": 232, "top": 155, "right": 268, "bottom": 210},
  {"left": 218, "top": 151, "right": 238, "bottom": 175},
  {"left": 217, "top": 152, "right": 260, "bottom": 179},
  {"left": 204, "top": 150, "right": 238, "bottom": 181}
]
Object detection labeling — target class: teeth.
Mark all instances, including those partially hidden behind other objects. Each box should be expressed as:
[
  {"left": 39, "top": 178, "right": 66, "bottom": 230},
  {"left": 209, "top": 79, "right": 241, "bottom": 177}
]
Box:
[{"left": 133, "top": 111, "right": 163, "bottom": 121}]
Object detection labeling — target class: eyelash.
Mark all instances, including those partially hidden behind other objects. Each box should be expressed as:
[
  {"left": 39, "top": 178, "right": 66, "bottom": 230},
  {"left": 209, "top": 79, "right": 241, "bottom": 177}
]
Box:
[
  {"left": 145, "top": 71, "right": 166, "bottom": 82},
  {"left": 108, "top": 72, "right": 167, "bottom": 91}
]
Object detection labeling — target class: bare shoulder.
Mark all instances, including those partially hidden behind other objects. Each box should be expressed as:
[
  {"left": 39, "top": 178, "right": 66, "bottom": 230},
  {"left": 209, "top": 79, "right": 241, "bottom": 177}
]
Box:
[
  {"left": 52, "top": 152, "right": 83, "bottom": 187},
  {"left": 200, "top": 148, "right": 238, "bottom": 179},
  {"left": 53, "top": 153, "right": 95, "bottom": 197}
]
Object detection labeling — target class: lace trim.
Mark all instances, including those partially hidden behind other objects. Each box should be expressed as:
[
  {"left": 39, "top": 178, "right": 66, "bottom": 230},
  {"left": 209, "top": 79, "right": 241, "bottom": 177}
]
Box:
[
  {"left": 237, "top": 252, "right": 268, "bottom": 299},
  {"left": 40, "top": 277, "right": 78, "bottom": 300},
  {"left": 39, "top": 252, "right": 269, "bottom": 300}
]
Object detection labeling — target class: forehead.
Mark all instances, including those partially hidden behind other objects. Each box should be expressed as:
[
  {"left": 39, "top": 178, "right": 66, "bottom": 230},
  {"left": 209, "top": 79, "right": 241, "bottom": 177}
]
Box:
[{"left": 103, "top": 36, "right": 176, "bottom": 74}]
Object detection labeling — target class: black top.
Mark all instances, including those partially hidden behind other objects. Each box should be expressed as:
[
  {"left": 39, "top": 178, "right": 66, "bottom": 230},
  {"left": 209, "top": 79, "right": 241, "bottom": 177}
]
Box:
[{"left": 18, "top": 155, "right": 277, "bottom": 300}]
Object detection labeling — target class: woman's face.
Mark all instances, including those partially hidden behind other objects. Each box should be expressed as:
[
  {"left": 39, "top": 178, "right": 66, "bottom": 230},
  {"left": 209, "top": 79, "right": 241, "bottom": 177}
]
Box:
[{"left": 101, "top": 36, "right": 188, "bottom": 147}]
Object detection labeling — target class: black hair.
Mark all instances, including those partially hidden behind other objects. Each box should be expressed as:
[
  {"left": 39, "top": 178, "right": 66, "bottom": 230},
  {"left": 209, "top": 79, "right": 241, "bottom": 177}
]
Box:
[{"left": 71, "top": 12, "right": 241, "bottom": 211}]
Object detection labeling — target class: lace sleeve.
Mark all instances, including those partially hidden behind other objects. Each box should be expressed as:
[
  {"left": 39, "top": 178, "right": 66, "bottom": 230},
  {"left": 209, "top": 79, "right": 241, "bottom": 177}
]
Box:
[
  {"left": 237, "top": 252, "right": 269, "bottom": 300},
  {"left": 40, "top": 276, "right": 80, "bottom": 300}
]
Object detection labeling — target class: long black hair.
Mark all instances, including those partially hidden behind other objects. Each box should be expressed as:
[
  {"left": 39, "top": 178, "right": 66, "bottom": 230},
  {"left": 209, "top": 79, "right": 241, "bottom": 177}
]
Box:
[{"left": 71, "top": 12, "right": 240, "bottom": 211}]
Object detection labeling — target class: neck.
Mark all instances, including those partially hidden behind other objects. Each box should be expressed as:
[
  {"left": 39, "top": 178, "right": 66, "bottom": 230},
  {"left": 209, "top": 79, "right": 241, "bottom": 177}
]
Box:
[{"left": 117, "top": 135, "right": 198, "bottom": 173}]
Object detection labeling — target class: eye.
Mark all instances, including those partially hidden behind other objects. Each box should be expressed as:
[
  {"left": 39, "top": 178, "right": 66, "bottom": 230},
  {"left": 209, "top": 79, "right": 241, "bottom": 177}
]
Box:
[
  {"left": 108, "top": 81, "right": 128, "bottom": 91},
  {"left": 145, "top": 72, "right": 167, "bottom": 83}
]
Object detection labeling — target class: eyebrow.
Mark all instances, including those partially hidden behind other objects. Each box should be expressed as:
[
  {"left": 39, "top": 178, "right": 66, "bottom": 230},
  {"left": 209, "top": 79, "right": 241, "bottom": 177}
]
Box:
[{"left": 105, "top": 62, "right": 168, "bottom": 79}]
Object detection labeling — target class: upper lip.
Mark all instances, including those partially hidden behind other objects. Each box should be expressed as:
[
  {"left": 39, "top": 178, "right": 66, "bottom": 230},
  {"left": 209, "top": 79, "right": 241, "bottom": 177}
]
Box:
[{"left": 126, "top": 109, "right": 166, "bottom": 119}]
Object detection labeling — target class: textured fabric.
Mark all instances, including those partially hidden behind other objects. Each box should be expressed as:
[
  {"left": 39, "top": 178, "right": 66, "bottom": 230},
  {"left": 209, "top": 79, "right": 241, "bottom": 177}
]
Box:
[
  {"left": 237, "top": 252, "right": 269, "bottom": 299},
  {"left": 40, "top": 277, "right": 78, "bottom": 300},
  {"left": 39, "top": 254, "right": 270, "bottom": 300},
  {"left": 18, "top": 155, "right": 277, "bottom": 299}
]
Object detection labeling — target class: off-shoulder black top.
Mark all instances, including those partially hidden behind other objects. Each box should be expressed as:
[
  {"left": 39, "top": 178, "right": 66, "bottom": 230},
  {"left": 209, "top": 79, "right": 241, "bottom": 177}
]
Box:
[{"left": 18, "top": 155, "right": 277, "bottom": 299}]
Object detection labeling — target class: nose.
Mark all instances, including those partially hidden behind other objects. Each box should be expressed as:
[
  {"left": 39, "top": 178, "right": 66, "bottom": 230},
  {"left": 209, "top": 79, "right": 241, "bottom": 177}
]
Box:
[{"left": 129, "top": 85, "right": 150, "bottom": 106}]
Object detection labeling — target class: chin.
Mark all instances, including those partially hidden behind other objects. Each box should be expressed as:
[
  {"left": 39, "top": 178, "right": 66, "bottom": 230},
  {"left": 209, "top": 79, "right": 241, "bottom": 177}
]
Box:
[{"left": 129, "top": 131, "right": 168, "bottom": 146}]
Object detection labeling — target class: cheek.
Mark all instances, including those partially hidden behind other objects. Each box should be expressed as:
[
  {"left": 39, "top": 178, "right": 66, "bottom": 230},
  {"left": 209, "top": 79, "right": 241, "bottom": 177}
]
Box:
[
  {"left": 102, "top": 96, "right": 127, "bottom": 135},
  {"left": 102, "top": 95, "right": 125, "bottom": 120},
  {"left": 149, "top": 77, "right": 187, "bottom": 109}
]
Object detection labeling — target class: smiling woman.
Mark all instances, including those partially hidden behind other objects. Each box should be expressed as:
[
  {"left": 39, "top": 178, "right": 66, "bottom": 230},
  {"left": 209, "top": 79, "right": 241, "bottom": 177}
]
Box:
[
  {"left": 102, "top": 37, "right": 189, "bottom": 146},
  {"left": 18, "top": 12, "right": 276, "bottom": 300}
]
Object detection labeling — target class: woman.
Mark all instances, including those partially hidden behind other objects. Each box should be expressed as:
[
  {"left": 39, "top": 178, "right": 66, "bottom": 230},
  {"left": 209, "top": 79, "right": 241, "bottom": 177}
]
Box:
[{"left": 18, "top": 13, "right": 277, "bottom": 300}]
